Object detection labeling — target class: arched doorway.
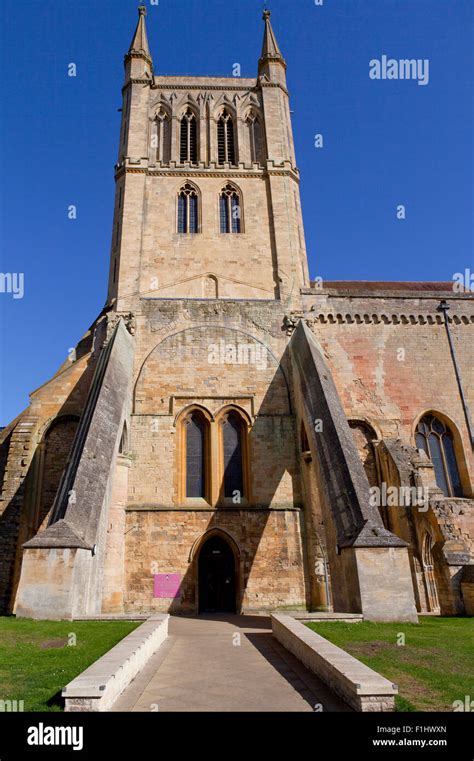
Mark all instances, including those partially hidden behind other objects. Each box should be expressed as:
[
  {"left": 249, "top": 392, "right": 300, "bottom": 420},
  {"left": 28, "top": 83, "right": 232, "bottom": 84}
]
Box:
[{"left": 198, "top": 535, "right": 236, "bottom": 613}]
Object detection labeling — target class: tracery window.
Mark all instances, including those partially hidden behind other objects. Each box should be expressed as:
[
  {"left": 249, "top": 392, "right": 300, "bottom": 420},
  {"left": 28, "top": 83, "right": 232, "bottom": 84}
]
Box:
[
  {"left": 219, "top": 184, "right": 241, "bottom": 234},
  {"left": 178, "top": 406, "right": 250, "bottom": 506},
  {"left": 222, "top": 412, "right": 244, "bottom": 499},
  {"left": 415, "top": 414, "right": 462, "bottom": 497},
  {"left": 217, "top": 109, "right": 236, "bottom": 165},
  {"left": 180, "top": 108, "right": 198, "bottom": 164},
  {"left": 177, "top": 183, "right": 199, "bottom": 234},
  {"left": 184, "top": 411, "right": 208, "bottom": 499}
]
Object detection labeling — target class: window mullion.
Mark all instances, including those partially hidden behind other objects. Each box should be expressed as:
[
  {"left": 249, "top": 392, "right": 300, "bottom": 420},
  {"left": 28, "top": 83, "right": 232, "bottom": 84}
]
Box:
[{"left": 439, "top": 434, "right": 454, "bottom": 497}]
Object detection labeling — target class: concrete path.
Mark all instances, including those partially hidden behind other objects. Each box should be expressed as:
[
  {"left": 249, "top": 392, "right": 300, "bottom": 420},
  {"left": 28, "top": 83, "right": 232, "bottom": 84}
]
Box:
[{"left": 112, "top": 615, "right": 351, "bottom": 712}]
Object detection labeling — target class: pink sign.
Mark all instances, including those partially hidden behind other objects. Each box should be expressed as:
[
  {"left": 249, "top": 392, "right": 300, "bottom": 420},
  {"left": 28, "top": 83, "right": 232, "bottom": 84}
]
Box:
[{"left": 154, "top": 573, "right": 181, "bottom": 599}]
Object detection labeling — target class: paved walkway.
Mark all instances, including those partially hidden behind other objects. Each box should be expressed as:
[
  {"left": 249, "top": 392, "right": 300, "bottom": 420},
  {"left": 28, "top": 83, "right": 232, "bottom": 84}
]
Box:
[{"left": 112, "top": 615, "right": 351, "bottom": 712}]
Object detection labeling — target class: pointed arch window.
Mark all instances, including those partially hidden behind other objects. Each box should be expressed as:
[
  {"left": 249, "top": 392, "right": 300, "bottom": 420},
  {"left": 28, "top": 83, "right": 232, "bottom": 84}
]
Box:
[
  {"left": 246, "top": 112, "right": 265, "bottom": 165},
  {"left": 219, "top": 184, "right": 242, "bottom": 234},
  {"left": 154, "top": 108, "right": 171, "bottom": 164},
  {"left": 184, "top": 411, "right": 209, "bottom": 499},
  {"left": 221, "top": 411, "right": 247, "bottom": 501},
  {"left": 177, "top": 183, "right": 199, "bottom": 234},
  {"left": 217, "top": 109, "right": 236, "bottom": 165},
  {"left": 180, "top": 108, "right": 198, "bottom": 164},
  {"left": 415, "top": 414, "right": 463, "bottom": 497}
]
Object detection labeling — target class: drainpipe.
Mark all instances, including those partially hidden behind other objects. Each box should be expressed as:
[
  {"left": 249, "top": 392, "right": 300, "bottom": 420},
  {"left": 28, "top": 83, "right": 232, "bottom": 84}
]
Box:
[
  {"left": 437, "top": 300, "right": 474, "bottom": 448},
  {"left": 323, "top": 555, "right": 330, "bottom": 611}
]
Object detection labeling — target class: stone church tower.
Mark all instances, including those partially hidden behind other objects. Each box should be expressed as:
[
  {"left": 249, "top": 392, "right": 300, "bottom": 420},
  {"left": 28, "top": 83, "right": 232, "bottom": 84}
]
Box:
[{"left": 1, "top": 8, "right": 473, "bottom": 622}]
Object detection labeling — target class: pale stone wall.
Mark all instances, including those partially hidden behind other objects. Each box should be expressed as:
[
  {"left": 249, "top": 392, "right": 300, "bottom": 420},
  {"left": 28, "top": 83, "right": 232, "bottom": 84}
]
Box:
[{"left": 110, "top": 70, "right": 307, "bottom": 311}]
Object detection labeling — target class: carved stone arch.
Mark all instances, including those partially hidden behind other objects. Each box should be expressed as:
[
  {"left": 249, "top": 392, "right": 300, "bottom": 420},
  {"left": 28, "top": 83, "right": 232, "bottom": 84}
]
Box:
[
  {"left": 215, "top": 403, "right": 252, "bottom": 428},
  {"left": 152, "top": 101, "right": 171, "bottom": 120},
  {"left": 347, "top": 416, "right": 382, "bottom": 441},
  {"left": 243, "top": 104, "right": 263, "bottom": 122},
  {"left": 173, "top": 403, "right": 214, "bottom": 429},
  {"left": 133, "top": 326, "right": 292, "bottom": 416},
  {"left": 213, "top": 98, "right": 237, "bottom": 120},
  {"left": 176, "top": 177, "right": 201, "bottom": 196},
  {"left": 176, "top": 99, "right": 199, "bottom": 119},
  {"left": 189, "top": 527, "right": 241, "bottom": 563},
  {"left": 36, "top": 413, "right": 79, "bottom": 444},
  {"left": 34, "top": 414, "right": 80, "bottom": 533}
]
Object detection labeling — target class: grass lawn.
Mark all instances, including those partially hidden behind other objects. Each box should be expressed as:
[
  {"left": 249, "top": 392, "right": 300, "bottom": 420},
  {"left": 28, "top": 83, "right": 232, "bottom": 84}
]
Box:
[
  {"left": 306, "top": 616, "right": 474, "bottom": 712},
  {"left": 0, "top": 617, "right": 140, "bottom": 712}
]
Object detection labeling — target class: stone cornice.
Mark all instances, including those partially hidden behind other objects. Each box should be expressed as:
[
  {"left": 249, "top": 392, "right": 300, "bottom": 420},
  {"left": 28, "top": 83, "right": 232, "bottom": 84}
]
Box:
[
  {"left": 302, "top": 287, "right": 474, "bottom": 301},
  {"left": 152, "top": 82, "right": 257, "bottom": 91},
  {"left": 114, "top": 165, "right": 300, "bottom": 181},
  {"left": 122, "top": 80, "right": 290, "bottom": 97},
  {"left": 284, "top": 311, "right": 474, "bottom": 334}
]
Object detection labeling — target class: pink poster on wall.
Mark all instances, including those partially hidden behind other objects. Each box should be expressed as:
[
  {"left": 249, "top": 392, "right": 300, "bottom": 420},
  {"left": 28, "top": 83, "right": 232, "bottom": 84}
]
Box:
[{"left": 153, "top": 574, "right": 182, "bottom": 599}]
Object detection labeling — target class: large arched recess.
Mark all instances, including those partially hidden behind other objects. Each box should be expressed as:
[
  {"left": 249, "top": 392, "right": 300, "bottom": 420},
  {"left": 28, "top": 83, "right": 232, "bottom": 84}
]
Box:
[{"left": 133, "top": 325, "right": 292, "bottom": 416}]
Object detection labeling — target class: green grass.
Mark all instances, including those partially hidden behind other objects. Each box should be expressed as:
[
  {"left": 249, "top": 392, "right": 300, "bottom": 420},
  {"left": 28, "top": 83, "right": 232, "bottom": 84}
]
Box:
[
  {"left": 0, "top": 617, "right": 140, "bottom": 712},
  {"left": 305, "top": 616, "right": 474, "bottom": 712}
]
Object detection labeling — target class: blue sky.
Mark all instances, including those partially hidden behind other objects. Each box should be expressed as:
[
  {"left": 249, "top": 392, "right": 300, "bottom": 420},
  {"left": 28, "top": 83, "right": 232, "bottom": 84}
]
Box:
[{"left": 0, "top": 0, "right": 472, "bottom": 425}]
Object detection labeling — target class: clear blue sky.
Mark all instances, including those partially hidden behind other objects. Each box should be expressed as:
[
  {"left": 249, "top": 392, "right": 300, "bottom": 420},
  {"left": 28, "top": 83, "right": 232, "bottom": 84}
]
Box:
[{"left": 0, "top": 0, "right": 472, "bottom": 425}]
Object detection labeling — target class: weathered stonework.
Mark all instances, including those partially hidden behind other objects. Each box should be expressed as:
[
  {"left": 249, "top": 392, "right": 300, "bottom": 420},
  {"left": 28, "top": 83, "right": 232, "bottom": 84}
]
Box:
[{"left": 1, "top": 9, "right": 472, "bottom": 622}]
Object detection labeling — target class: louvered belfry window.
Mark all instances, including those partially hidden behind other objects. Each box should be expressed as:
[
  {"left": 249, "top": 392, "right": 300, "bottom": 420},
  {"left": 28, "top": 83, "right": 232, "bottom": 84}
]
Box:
[
  {"left": 217, "top": 109, "right": 236, "bottom": 165},
  {"left": 177, "top": 184, "right": 199, "bottom": 233},
  {"left": 219, "top": 184, "right": 241, "bottom": 233},
  {"left": 223, "top": 413, "right": 244, "bottom": 499},
  {"left": 180, "top": 108, "right": 197, "bottom": 163},
  {"left": 415, "top": 414, "right": 463, "bottom": 497},
  {"left": 186, "top": 413, "right": 206, "bottom": 499},
  {"left": 155, "top": 109, "right": 171, "bottom": 164}
]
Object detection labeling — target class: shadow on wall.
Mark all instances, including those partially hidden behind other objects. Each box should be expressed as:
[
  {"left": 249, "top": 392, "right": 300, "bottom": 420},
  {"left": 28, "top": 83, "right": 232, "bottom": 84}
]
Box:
[{"left": 127, "top": 338, "right": 311, "bottom": 615}]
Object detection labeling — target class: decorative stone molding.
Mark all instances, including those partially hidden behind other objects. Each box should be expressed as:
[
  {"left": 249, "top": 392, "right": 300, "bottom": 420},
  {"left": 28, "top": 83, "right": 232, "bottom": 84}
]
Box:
[
  {"left": 284, "top": 311, "right": 474, "bottom": 330},
  {"left": 115, "top": 165, "right": 299, "bottom": 182}
]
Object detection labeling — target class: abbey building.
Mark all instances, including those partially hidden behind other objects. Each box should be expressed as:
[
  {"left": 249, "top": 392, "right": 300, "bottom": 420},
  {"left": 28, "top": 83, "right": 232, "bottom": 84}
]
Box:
[{"left": 1, "top": 8, "right": 473, "bottom": 622}]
